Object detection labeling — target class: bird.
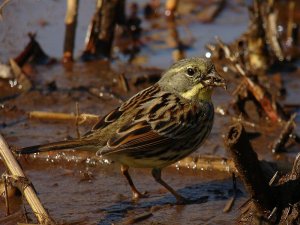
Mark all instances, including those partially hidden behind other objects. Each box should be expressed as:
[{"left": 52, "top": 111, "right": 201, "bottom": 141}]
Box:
[{"left": 17, "top": 57, "right": 226, "bottom": 204}]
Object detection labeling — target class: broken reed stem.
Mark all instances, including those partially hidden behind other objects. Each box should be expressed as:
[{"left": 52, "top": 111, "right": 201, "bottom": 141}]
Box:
[
  {"left": 225, "top": 123, "right": 275, "bottom": 212},
  {"left": 83, "top": 0, "right": 121, "bottom": 58},
  {"left": 63, "top": 0, "right": 79, "bottom": 62},
  {"left": 0, "top": 134, "right": 55, "bottom": 224},
  {"left": 29, "top": 111, "right": 99, "bottom": 124},
  {"left": 97, "top": 0, "right": 119, "bottom": 57}
]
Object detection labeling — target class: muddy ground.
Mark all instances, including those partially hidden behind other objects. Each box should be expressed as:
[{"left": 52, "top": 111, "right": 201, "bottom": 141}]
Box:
[{"left": 0, "top": 0, "right": 300, "bottom": 224}]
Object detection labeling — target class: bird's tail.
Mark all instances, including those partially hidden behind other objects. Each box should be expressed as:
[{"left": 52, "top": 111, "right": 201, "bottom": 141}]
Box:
[{"left": 17, "top": 139, "right": 98, "bottom": 154}]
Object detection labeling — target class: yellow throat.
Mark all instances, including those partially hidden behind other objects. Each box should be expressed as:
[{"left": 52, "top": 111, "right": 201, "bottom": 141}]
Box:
[{"left": 180, "top": 83, "right": 213, "bottom": 101}]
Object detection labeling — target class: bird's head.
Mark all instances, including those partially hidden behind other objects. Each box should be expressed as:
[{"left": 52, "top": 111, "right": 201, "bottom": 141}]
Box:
[{"left": 158, "top": 57, "right": 226, "bottom": 101}]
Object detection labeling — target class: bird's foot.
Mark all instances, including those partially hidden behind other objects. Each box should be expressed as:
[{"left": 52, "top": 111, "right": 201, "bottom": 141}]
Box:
[{"left": 132, "top": 191, "right": 149, "bottom": 200}]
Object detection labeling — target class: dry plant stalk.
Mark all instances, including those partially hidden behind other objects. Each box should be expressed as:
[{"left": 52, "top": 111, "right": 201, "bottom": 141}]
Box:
[
  {"left": 0, "top": 134, "right": 55, "bottom": 224},
  {"left": 82, "top": 0, "right": 124, "bottom": 58},
  {"left": 29, "top": 111, "right": 99, "bottom": 124},
  {"left": 63, "top": 0, "right": 79, "bottom": 62}
]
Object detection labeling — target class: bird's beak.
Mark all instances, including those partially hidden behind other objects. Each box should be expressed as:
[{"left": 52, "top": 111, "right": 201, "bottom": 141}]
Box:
[{"left": 207, "top": 71, "right": 227, "bottom": 90}]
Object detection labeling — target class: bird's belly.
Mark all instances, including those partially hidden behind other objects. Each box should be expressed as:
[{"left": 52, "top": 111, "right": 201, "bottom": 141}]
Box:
[
  {"left": 111, "top": 154, "right": 171, "bottom": 168},
  {"left": 108, "top": 147, "right": 197, "bottom": 169}
]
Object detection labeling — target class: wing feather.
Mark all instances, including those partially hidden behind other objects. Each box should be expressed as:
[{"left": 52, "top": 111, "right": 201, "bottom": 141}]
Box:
[{"left": 99, "top": 91, "right": 213, "bottom": 156}]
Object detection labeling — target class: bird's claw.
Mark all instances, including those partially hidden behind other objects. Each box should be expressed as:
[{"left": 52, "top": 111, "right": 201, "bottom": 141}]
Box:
[{"left": 132, "top": 191, "right": 149, "bottom": 200}]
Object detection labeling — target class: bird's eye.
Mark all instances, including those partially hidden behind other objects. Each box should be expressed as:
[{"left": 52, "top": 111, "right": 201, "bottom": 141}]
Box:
[{"left": 187, "top": 68, "right": 195, "bottom": 76}]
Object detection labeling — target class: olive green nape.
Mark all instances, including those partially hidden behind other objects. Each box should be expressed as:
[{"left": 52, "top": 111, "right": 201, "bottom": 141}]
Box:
[{"left": 166, "top": 57, "right": 211, "bottom": 74}]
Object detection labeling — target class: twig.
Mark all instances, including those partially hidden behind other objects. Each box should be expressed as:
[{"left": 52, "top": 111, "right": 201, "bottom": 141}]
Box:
[
  {"left": 3, "top": 173, "right": 10, "bottom": 216},
  {"left": 75, "top": 102, "right": 81, "bottom": 139},
  {"left": 269, "top": 171, "right": 279, "bottom": 186},
  {"left": 118, "top": 73, "right": 129, "bottom": 93},
  {"left": 290, "top": 152, "right": 300, "bottom": 180},
  {"left": 271, "top": 113, "right": 296, "bottom": 153},
  {"left": 0, "top": 134, "right": 55, "bottom": 224},
  {"left": 29, "top": 111, "right": 99, "bottom": 124}
]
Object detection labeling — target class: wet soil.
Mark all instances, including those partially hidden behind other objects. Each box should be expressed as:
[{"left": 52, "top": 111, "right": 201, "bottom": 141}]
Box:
[{"left": 0, "top": 1, "right": 300, "bottom": 224}]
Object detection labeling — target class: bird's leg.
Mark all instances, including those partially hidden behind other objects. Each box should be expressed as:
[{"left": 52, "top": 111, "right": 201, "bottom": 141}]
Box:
[
  {"left": 120, "top": 164, "right": 147, "bottom": 200},
  {"left": 151, "top": 168, "right": 188, "bottom": 204}
]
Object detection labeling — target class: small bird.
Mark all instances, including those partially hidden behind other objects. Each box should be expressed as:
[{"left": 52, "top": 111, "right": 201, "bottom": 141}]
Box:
[{"left": 18, "top": 57, "right": 226, "bottom": 204}]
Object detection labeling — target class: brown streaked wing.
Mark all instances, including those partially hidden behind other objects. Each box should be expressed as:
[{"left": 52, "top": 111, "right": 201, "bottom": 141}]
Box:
[
  {"left": 99, "top": 121, "right": 174, "bottom": 156},
  {"left": 99, "top": 93, "right": 212, "bottom": 156},
  {"left": 119, "top": 84, "right": 160, "bottom": 111},
  {"left": 90, "top": 107, "right": 123, "bottom": 131},
  {"left": 84, "top": 84, "right": 161, "bottom": 135}
]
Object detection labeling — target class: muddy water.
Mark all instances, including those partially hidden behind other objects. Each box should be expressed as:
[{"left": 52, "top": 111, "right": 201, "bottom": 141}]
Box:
[
  {"left": 0, "top": 161, "right": 244, "bottom": 225},
  {"left": 0, "top": 1, "right": 300, "bottom": 225},
  {"left": 0, "top": 60, "right": 239, "bottom": 224}
]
